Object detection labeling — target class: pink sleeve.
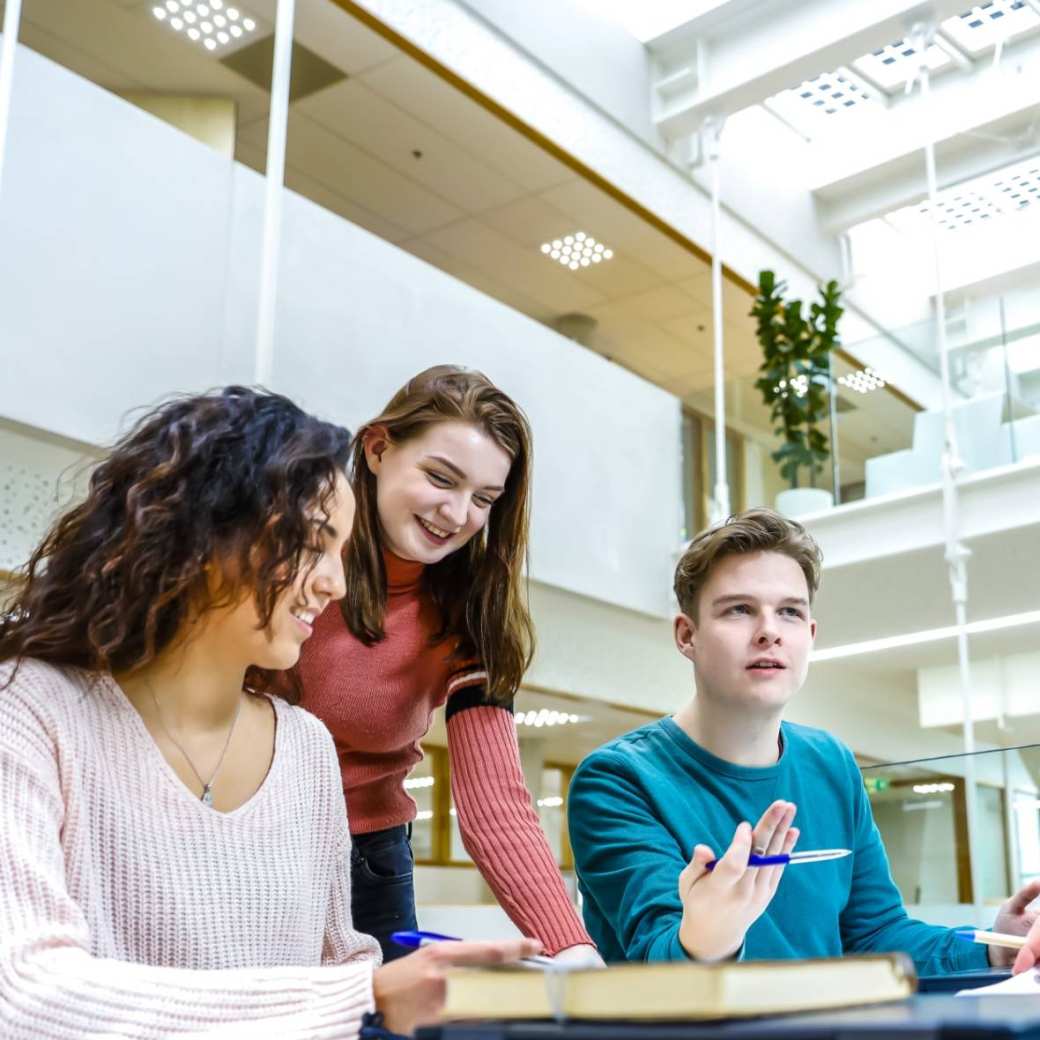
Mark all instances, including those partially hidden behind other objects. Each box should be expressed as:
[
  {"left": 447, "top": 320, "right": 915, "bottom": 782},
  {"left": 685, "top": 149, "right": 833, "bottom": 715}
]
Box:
[
  {"left": 446, "top": 703, "right": 594, "bottom": 955},
  {"left": 0, "top": 699, "right": 375, "bottom": 1039}
]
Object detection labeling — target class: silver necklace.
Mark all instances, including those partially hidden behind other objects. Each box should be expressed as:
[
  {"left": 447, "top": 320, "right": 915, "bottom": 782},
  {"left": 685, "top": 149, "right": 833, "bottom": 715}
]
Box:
[{"left": 146, "top": 680, "right": 244, "bottom": 807}]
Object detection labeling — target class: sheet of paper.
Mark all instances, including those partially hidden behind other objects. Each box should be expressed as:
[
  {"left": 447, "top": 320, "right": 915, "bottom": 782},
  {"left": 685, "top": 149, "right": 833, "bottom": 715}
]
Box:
[{"left": 958, "top": 970, "right": 1040, "bottom": 996}]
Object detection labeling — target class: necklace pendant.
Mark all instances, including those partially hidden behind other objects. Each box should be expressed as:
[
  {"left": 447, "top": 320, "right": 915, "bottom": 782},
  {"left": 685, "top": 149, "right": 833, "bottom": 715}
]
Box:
[{"left": 201, "top": 786, "right": 214, "bottom": 807}]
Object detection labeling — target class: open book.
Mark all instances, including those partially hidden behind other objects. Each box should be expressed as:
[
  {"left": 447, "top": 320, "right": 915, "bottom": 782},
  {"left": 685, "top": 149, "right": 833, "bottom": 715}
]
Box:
[{"left": 442, "top": 953, "right": 916, "bottom": 1022}]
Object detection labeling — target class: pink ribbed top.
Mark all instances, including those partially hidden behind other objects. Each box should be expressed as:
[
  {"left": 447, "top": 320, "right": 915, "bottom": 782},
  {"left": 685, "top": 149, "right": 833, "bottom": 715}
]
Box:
[{"left": 0, "top": 658, "right": 380, "bottom": 1039}]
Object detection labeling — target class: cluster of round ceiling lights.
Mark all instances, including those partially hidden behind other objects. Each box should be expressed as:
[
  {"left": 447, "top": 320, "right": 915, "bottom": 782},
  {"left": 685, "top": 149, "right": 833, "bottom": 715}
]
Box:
[
  {"left": 514, "top": 709, "right": 581, "bottom": 728},
  {"left": 912, "top": 782, "right": 954, "bottom": 794},
  {"left": 540, "top": 232, "right": 613, "bottom": 271},
  {"left": 403, "top": 775, "right": 435, "bottom": 790},
  {"left": 839, "top": 366, "right": 886, "bottom": 394},
  {"left": 152, "top": 0, "right": 257, "bottom": 51}
]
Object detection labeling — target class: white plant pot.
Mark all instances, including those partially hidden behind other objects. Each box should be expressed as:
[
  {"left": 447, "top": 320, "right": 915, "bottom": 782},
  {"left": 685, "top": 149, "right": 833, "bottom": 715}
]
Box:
[{"left": 775, "top": 487, "right": 834, "bottom": 518}]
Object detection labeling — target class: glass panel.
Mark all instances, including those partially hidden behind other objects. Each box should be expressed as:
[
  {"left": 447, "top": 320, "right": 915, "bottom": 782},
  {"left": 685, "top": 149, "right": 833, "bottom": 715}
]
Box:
[
  {"left": 538, "top": 767, "right": 566, "bottom": 866},
  {"left": 863, "top": 744, "right": 1040, "bottom": 922},
  {"left": 405, "top": 757, "right": 436, "bottom": 863},
  {"left": 865, "top": 773, "right": 962, "bottom": 905},
  {"left": 680, "top": 410, "right": 703, "bottom": 541},
  {"left": 449, "top": 800, "right": 473, "bottom": 864},
  {"left": 704, "top": 424, "right": 744, "bottom": 516}
]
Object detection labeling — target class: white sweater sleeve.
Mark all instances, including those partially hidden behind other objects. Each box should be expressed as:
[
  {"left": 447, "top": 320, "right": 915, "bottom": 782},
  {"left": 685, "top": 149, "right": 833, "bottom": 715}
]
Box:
[{"left": 0, "top": 680, "right": 376, "bottom": 1040}]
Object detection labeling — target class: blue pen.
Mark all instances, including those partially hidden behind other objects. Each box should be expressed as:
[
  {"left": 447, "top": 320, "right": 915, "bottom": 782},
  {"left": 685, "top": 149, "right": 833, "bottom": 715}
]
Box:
[
  {"left": 705, "top": 847, "right": 851, "bottom": 871},
  {"left": 391, "top": 929, "right": 557, "bottom": 968}
]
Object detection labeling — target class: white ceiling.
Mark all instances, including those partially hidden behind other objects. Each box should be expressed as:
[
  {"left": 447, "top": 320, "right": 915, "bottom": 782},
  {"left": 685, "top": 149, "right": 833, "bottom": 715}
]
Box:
[{"left": 10, "top": 0, "right": 914, "bottom": 474}]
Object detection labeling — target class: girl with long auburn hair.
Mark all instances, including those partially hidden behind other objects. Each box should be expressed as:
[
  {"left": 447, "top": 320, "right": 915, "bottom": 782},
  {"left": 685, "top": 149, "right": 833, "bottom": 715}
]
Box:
[
  {"left": 0, "top": 386, "right": 537, "bottom": 1039},
  {"left": 296, "top": 365, "right": 600, "bottom": 965}
]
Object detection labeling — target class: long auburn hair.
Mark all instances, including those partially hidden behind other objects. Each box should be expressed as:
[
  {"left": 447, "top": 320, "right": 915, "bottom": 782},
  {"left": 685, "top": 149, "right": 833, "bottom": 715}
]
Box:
[
  {"left": 344, "top": 365, "right": 535, "bottom": 704},
  {"left": 0, "top": 387, "right": 352, "bottom": 699}
]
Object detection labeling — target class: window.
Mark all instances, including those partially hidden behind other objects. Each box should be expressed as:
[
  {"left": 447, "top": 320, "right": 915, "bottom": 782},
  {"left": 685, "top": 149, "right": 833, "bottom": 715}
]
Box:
[
  {"left": 681, "top": 409, "right": 745, "bottom": 540},
  {"left": 411, "top": 747, "right": 575, "bottom": 868}
]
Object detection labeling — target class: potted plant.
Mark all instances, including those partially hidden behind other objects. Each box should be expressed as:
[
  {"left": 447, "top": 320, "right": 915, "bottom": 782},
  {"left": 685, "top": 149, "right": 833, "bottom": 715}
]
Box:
[{"left": 752, "top": 271, "right": 843, "bottom": 517}]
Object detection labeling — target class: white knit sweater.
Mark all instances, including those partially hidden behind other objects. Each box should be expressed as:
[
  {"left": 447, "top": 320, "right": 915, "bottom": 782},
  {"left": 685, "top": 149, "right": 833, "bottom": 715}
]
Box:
[{"left": 0, "top": 658, "right": 381, "bottom": 1039}]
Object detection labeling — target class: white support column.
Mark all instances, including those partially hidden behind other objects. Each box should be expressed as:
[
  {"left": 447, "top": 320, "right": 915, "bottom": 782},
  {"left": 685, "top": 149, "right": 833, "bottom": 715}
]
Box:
[
  {"left": 0, "top": 0, "right": 24, "bottom": 202},
  {"left": 912, "top": 21, "right": 982, "bottom": 921},
  {"left": 254, "top": 0, "right": 297, "bottom": 386},
  {"left": 705, "top": 117, "right": 731, "bottom": 525}
]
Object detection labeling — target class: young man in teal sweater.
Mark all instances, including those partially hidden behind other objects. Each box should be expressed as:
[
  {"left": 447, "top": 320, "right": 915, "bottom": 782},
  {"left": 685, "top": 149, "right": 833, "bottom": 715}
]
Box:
[{"left": 568, "top": 509, "right": 1040, "bottom": 974}]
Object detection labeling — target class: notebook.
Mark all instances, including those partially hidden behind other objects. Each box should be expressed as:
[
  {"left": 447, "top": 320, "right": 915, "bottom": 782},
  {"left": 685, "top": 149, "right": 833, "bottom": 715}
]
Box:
[
  {"left": 441, "top": 953, "right": 916, "bottom": 1023},
  {"left": 957, "top": 969, "right": 1040, "bottom": 997}
]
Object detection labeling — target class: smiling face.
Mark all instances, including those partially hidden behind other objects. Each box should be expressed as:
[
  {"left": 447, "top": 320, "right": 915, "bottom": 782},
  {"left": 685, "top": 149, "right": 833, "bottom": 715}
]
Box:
[
  {"left": 364, "top": 420, "right": 512, "bottom": 565},
  {"left": 674, "top": 550, "right": 817, "bottom": 717},
  {"left": 216, "top": 470, "right": 355, "bottom": 671}
]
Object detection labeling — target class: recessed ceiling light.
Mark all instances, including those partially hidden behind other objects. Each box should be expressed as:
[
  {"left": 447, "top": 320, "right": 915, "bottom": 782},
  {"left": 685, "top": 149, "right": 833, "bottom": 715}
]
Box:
[
  {"left": 513, "top": 709, "right": 583, "bottom": 728},
  {"left": 838, "top": 366, "right": 886, "bottom": 394},
  {"left": 539, "top": 231, "right": 614, "bottom": 270},
  {"left": 150, "top": 0, "right": 261, "bottom": 52}
]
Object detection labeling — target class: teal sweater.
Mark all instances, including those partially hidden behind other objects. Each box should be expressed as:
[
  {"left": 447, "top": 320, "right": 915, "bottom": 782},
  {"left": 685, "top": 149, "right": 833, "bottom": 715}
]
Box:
[{"left": 568, "top": 717, "right": 987, "bottom": 975}]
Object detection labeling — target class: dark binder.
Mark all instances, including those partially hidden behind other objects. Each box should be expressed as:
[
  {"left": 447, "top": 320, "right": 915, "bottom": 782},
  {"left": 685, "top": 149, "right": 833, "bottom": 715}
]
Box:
[{"left": 416, "top": 994, "right": 1040, "bottom": 1040}]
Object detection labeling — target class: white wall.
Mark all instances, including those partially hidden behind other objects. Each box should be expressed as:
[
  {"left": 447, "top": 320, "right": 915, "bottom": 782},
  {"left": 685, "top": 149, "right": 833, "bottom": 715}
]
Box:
[
  {"left": 0, "top": 43, "right": 681, "bottom": 620},
  {"left": 457, "top": 0, "right": 659, "bottom": 146}
]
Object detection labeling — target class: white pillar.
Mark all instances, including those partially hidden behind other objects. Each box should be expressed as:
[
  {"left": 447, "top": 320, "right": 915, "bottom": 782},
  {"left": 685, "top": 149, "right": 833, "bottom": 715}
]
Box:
[
  {"left": 254, "top": 0, "right": 297, "bottom": 386},
  {"left": 704, "top": 117, "right": 730, "bottom": 525},
  {"left": 0, "top": 0, "right": 24, "bottom": 203},
  {"left": 912, "top": 21, "right": 981, "bottom": 920}
]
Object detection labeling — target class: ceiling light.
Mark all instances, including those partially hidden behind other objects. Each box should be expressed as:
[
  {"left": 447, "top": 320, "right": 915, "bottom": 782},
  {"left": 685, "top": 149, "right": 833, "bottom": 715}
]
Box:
[
  {"left": 540, "top": 232, "right": 614, "bottom": 270},
  {"left": 150, "top": 0, "right": 260, "bottom": 51},
  {"left": 537, "top": 796, "right": 564, "bottom": 808},
  {"left": 514, "top": 709, "right": 583, "bottom": 728},
  {"left": 403, "top": 776, "right": 435, "bottom": 790},
  {"left": 812, "top": 608, "right": 1040, "bottom": 662},
  {"left": 912, "top": 782, "right": 955, "bottom": 794},
  {"left": 838, "top": 366, "right": 886, "bottom": 394}
]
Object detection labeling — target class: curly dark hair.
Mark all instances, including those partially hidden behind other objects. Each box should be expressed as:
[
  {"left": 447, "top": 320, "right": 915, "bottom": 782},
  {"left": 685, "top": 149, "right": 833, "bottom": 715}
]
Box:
[{"left": 0, "top": 387, "right": 352, "bottom": 697}]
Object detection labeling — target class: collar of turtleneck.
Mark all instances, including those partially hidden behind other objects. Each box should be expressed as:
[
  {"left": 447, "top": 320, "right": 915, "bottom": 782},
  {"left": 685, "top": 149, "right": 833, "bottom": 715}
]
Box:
[{"left": 383, "top": 547, "right": 425, "bottom": 594}]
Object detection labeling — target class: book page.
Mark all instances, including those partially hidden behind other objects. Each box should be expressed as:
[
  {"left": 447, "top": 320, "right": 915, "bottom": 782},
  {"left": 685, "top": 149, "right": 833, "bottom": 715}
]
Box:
[{"left": 958, "top": 970, "right": 1040, "bottom": 996}]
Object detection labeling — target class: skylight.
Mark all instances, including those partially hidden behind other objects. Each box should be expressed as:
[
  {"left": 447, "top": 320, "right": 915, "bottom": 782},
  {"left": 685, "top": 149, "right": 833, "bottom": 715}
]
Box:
[
  {"left": 890, "top": 154, "right": 1040, "bottom": 233},
  {"left": 764, "top": 68, "right": 880, "bottom": 136},
  {"left": 852, "top": 38, "right": 952, "bottom": 93},
  {"left": 943, "top": 0, "right": 1040, "bottom": 55}
]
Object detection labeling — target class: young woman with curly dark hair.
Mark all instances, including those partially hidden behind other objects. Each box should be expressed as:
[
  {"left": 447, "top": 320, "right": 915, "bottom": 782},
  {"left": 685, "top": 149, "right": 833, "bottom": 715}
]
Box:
[
  {"left": 295, "top": 366, "right": 600, "bottom": 967},
  {"left": 0, "top": 386, "right": 537, "bottom": 1039}
]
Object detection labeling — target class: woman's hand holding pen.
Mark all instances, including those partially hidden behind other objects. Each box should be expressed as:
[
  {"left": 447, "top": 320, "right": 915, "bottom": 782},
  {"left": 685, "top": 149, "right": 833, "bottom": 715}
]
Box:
[
  {"left": 677, "top": 800, "right": 798, "bottom": 962},
  {"left": 373, "top": 937, "right": 542, "bottom": 1035}
]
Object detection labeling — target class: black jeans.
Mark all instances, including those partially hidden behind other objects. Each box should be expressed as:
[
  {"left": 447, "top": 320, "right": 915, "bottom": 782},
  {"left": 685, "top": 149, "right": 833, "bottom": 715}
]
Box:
[{"left": 351, "top": 824, "right": 418, "bottom": 963}]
